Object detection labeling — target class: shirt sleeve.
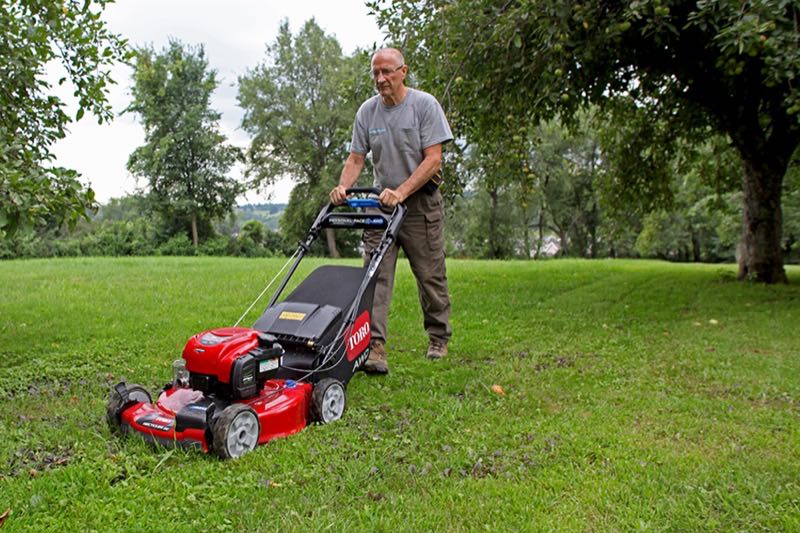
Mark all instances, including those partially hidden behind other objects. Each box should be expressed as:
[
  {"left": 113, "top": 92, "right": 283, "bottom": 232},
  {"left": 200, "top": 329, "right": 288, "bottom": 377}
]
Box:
[
  {"left": 419, "top": 93, "right": 454, "bottom": 149},
  {"left": 350, "top": 105, "right": 370, "bottom": 155}
]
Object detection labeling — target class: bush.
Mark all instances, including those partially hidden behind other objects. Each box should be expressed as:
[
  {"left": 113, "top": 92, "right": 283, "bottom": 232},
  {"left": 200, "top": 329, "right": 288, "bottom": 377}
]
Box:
[
  {"left": 234, "top": 237, "right": 268, "bottom": 258},
  {"left": 240, "top": 220, "right": 266, "bottom": 245},
  {"left": 52, "top": 238, "right": 83, "bottom": 257},
  {"left": 199, "top": 236, "right": 233, "bottom": 256},
  {"left": 157, "top": 234, "right": 196, "bottom": 256},
  {"left": 635, "top": 211, "right": 689, "bottom": 260},
  {"left": 263, "top": 229, "right": 291, "bottom": 256}
]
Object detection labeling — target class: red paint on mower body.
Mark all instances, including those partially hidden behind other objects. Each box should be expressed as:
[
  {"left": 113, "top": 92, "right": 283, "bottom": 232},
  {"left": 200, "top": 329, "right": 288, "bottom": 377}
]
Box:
[
  {"left": 182, "top": 327, "right": 259, "bottom": 385},
  {"left": 119, "top": 379, "right": 312, "bottom": 452}
]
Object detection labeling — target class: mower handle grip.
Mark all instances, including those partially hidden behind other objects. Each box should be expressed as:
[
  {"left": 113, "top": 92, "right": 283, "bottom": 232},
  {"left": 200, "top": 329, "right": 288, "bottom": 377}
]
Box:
[{"left": 345, "top": 187, "right": 381, "bottom": 196}]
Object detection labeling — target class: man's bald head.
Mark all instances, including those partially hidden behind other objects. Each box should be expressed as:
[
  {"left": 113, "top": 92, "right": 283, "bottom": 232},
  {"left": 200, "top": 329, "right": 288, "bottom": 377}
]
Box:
[{"left": 372, "top": 48, "right": 405, "bottom": 68}]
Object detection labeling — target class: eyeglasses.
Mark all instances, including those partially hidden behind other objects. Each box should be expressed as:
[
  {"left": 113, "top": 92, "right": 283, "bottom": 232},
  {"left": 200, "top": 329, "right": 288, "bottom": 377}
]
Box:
[{"left": 371, "top": 64, "right": 405, "bottom": 79}]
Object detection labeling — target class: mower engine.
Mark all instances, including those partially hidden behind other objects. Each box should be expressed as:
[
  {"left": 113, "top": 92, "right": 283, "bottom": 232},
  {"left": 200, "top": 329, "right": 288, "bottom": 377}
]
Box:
[{"left": 181, "top": 327, "right": 284, "bottom": 400}]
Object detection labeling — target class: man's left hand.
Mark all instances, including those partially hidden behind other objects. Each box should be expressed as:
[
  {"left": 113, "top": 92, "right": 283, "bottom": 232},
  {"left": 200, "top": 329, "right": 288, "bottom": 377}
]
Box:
[{"left": 379, "top": 188, "right": 406, "bottom": 208}]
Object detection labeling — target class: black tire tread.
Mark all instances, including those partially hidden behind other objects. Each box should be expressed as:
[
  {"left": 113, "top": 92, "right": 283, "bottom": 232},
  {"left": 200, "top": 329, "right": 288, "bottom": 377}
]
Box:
[
  {"left": 106, "top": 383, "right": 151, "bottom": 435},
  {"left": 211, "top": 403, "right": 259, "bottom": 459},
  {"left": 311, "top": 378, "right": 346, "bottom": 424}
]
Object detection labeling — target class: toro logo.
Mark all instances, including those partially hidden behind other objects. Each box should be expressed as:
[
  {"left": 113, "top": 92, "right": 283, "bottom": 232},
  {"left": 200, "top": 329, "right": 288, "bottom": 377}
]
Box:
[{"left": 345, "top": 311, "right": 371, "bottom": 361}]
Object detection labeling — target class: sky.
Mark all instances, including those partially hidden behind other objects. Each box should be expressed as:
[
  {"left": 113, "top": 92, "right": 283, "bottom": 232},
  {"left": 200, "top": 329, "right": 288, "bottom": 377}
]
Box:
[{"left": 50, "top": 0, "right": 387, "bottom": 204}]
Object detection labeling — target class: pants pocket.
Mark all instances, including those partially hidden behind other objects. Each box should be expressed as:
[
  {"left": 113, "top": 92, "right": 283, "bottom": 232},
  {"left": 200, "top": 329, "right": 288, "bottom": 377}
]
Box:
[{"left": 424, "top": 211, "right": 444, "bottom": 252}]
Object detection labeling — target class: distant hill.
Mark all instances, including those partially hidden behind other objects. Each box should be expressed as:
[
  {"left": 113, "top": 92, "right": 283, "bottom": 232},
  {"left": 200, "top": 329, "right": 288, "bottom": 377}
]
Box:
[
  {"left": 235, "top": 203, "right": 286, "bottom": 231},
  {"left": 92, "top": 197, "right": 287, "bottom": 234}
]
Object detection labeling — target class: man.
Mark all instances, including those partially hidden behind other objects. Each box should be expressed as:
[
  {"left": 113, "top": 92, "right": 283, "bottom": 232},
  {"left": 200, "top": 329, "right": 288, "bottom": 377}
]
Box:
[{"left": 329, "top": 48, "right": 453, "bottom": 374}]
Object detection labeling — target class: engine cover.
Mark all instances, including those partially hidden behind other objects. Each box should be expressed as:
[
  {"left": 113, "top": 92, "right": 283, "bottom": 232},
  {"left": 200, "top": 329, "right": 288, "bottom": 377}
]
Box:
[
  {"left": 183, "top": 327, "right": 258, "bottom": 383},
  {"left": 183, "top": 327, "right": 282, "bottom": 399}
]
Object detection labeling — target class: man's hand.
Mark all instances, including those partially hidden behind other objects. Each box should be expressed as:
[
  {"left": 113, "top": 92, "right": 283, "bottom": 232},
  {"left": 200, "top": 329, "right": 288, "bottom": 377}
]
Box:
[
  {"left": 329, "top": 185, "right": 348, "bottom": 205},
  {"left": 333, "top": 153, "right": 366, "bottom": 205},
  {"left": 379, "top": 188, "right": 406, "bottom": 208}
]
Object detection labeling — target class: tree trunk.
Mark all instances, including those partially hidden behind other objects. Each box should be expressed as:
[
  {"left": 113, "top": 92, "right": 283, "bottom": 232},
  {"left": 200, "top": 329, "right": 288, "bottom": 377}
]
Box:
[
  {"left": 535, "top": 204, "right": 546, "bottom": 259},
  {"left": 588, "top": 142, "right": 599, "bottom": 258},
  {"left": 523, "top": 208, "right": 531, "bottom": 259},
  {"left": 191, "top": 212, "right": 199, "bottom": 248},
  {"left": 737, "top": 158, "right": 787, "bottom": 283},
  {"left": 488, "top": 186, "right": 499, "bottom": 259},
  {"left": 325, "top": 228, "right": 340, "bottom": 258},
  {"left": 585, "top": 200, "right": 599, "bottom": 259},
  {"left": 715, "top": 92, "right": 799, "bottom": 282},
  {"left": 557, "top": 227, "right": 569, "bottom": 256},
  {"left": 690, "top": 225, "right": 701, "bottom": 262},
  {"left": 523, "top": 224, "right": 530, "bottom": 259}
]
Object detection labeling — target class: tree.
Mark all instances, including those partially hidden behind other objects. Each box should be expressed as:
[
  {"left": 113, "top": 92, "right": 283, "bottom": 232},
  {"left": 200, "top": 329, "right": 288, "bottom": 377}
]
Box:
[
  {"left": 239, "top": 219, "right": 266, "bottom": 245},
  {"left": 126, "top": 40, "right": 241, "bottom": 248},
  {"left": 373, "top": 0, "right": 800, "bottom": 282},
  {"left": 238, "top": 19, "right": 372, "bottom": 256},
  {"left": 0, "top": 0, "right": 129, "bottom": 239},
  {"left": 599, "top": 120, "right": 745, "bottom": 261},
  {"left": 527, "top": 114, "right": 603, "bottom": 258},
  {"left": 451, "top": 141, "right": 520, "bottom": 258}
]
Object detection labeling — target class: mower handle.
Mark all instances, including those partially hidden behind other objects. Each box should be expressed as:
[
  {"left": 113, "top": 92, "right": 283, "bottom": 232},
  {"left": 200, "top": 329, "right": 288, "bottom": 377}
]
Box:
[
  {"left": 344, "top": 187, "right": 381, "bottom": 209},
  {"left": 266, "top": 195, "right": 407, "bottom": 310},
  {"left": 345, "top": 187, "right": 381, "bottom": 196}
]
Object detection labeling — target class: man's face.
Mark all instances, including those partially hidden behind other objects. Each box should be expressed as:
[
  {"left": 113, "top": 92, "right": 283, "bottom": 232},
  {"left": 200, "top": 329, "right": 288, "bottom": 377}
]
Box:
[{"left": 371, "top": 52, "right": 406, "bottom": 102}]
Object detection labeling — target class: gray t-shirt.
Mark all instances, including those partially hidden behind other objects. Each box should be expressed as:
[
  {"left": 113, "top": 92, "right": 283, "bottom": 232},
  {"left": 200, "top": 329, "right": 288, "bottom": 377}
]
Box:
[{"left": 351, "top": 88, "right": 453, "bottom": 191}]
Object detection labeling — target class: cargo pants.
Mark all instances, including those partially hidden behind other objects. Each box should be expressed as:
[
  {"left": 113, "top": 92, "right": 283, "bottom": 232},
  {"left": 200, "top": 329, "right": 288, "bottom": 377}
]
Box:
[{"left": 362, "top": 189, "right": 452, "bottom": 345}]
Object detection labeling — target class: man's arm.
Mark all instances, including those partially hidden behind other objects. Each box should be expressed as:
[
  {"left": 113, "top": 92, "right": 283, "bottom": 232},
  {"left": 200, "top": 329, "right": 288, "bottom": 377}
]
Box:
[
  {"left": 330, "top": 152, "right": 366, "bottom": 205},
  {"left": 378, "top": 143, "right": 443, "bottom": 208}
]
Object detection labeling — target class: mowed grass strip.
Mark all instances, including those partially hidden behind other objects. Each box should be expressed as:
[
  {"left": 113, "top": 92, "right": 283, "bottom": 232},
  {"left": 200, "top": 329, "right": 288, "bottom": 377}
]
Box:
[{"left": 0, "top": 258, "right": 798, "bottom": 531}]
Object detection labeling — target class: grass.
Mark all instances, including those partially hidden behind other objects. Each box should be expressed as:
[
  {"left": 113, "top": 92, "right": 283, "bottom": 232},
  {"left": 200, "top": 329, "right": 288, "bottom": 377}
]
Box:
[{"left": 0, "top": 257, "right": 798, "bottom": 531}]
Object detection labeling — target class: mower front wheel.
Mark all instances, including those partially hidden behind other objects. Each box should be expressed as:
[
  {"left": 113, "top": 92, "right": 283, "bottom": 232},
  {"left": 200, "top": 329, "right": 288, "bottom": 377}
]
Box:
[
  {"left": 311, "top": 378, "right": 346, "bottom": 424},
  {"left": 106, "top": 383, "right": 151, "bottom": 435},
  {"left": 212, "top": 403, "right": 260, "bottom": 459}
]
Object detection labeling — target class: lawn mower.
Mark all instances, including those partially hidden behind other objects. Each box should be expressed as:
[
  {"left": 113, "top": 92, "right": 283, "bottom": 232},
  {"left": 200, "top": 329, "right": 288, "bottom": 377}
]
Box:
[{"left": 107, "top": 188, "right": 405, "bottom": 459}]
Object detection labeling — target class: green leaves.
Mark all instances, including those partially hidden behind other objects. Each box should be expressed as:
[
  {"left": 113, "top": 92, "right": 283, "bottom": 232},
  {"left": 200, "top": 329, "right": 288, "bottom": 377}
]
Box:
[
  {"left": 375, "top": 0, "right": 800, "bottom": 280},
  {"left": 0, "top": 0, "right": 127, "bottom": 239},
  {"left": 126, "top": 40, "right": 242, "bottom": 247},
  {"left": 238, "top": 20, "right": 366, "bottom": 188},
  {"left": 237, "top": 20, "right": 370, "bottom": 254}
]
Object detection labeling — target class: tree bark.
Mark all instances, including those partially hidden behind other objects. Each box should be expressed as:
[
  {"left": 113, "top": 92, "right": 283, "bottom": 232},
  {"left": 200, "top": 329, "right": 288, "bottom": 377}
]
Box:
[
  {"left": 191, "top": 212, "right": 199, "bottom": 248},
  {"left": 690, "top": 225, "right": 701, "bottom": 262},
  {"left": 534, "top": 208, "right": 545, "bottom": 259},
  {"left": 325, "top": 228, "right": 340, "bottom": 258},
  {"left": 737, "top": 158, "right": 787, "bottom": 282},
  {"left": 488, "top": 186, "right": 499, "bottom": 259}
]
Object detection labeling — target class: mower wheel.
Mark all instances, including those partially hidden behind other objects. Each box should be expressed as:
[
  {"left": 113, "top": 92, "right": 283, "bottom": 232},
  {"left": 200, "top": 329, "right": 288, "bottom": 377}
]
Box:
[
  {"left": 311, "top": 378, "right": 346, "bottom": 424},
  {"left": 211, "top": 403, "right": 260, "bottom": 459},
  {"left": 106, "top": 383, "right": 151, "bottom": 434}
]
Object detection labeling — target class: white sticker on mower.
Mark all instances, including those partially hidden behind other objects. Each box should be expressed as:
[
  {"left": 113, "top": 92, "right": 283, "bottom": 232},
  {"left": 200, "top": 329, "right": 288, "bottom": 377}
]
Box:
[{"left": 259, "top": 358, "right": 279, "bottom": 372}]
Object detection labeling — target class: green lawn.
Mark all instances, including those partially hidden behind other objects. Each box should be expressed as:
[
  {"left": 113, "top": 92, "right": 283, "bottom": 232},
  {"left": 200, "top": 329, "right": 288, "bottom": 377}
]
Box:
[{"left": 1, "top": 257, "right": 798, "bottom": 531}]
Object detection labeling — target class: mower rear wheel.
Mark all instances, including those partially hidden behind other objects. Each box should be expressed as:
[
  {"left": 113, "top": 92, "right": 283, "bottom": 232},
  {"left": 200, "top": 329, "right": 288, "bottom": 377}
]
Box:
[
  {"left": 311, "top": 378, "right": 346, "bottom": 424},
  {"left": 106, "top": 383, "right": 151, "bottom": 434},
  {"left": 212, "top": 404, "right": 260, "bottom": 459}
]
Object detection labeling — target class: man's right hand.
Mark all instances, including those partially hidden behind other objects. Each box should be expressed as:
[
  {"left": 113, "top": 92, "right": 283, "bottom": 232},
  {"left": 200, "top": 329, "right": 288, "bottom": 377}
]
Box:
[{"left": 330, "top": 185, "right": 348, "bottom": 205}]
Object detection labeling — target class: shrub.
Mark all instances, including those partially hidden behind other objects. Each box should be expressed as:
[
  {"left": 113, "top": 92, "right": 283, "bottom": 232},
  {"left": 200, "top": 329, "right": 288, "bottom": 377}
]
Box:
[
  {"left": 199, "top": 236, "right": 233, "bottom": 256},
  {"left": 157, "top": 234, "right": 196, "bottom": 256}
]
